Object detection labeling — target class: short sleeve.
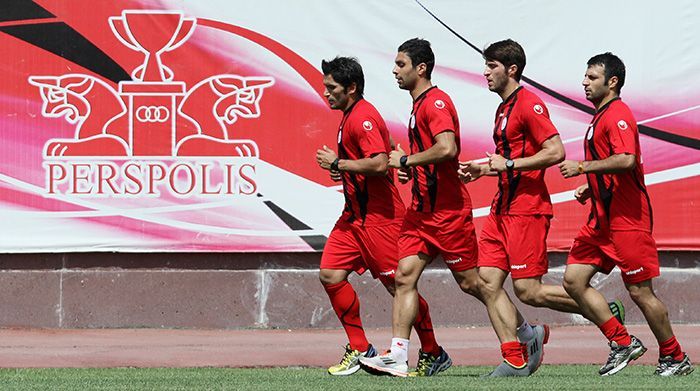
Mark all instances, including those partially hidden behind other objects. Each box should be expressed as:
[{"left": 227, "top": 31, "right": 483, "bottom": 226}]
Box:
[
  {"left": 352, "top": 116, "right": 387, "bottom": 157},
  {"left": 523, "top": 101, "right": 559, "bottom": 145},
  {"left": 607, "top": 115, "right": 637, "bottom": 155},
  {"left": 425, "top": 97, "right": 455, "bottom": 138}
]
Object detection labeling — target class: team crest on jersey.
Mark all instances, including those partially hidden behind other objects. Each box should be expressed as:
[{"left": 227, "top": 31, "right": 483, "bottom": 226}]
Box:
[
  {"left": 434, "top": 99, "right": 445, "bottom": 109},
  {"left": 586, "top": 124, "right": 594, "bottom": 140},
  {"left": 617, "top": 120, "right": 629, "bottom": 130},
  {"left": 337, "top": 129, "right": 343, "bottom": 144},
  {"left": 362, "top": 120, "right": 373, "bottom": 131},
  {"left": 533, "top": 104, "right": 544, "bottom": 115},
  {"left": 409, "top": 115, "right": 416, "bottom": 129},
  {"left": 500, "top": 117, "right": 508, "bottom": 131}
]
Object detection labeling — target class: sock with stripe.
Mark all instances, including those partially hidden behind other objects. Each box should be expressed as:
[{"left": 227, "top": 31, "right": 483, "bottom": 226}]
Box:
[{"left": 323, "top": 280, "right": 369, "bottom": 352}]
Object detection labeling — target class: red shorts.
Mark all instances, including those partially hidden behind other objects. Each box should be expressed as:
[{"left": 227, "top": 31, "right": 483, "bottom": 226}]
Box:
[
  {"left": 320, "top": 220, "right": 399, "bottom": 284},
  {"left": 478, "top": 213, "right": 550, "bottom": 279},
  {"left": 398, "top": 208, "right": 478, "bottom": 272},
  {"left": 567, "top": 225, "right": 660, "bottom": 284}
]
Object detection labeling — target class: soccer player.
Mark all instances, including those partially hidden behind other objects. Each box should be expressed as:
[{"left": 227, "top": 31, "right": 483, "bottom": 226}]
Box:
[
  {"left": 458, "top": 39, "right": 582, "bottom": 376},
  {"left": 315, "top": 56, "right": 443, "bottom": 377},
  {"left": 558, "top": 52, "right": 694, "bottom": 376},
  {"left": 359, "top": 38, "right": 534, "bottom": 378}
]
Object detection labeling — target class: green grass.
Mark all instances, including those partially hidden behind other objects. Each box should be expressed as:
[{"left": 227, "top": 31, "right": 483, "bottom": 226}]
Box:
[{"left": 0, "top": 365, "right": 695, "bottom": 390}]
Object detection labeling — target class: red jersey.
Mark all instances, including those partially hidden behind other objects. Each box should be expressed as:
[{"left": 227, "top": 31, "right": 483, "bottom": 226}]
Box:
[
  {"left": 407, "top": 87, "right": 471, "bottom": 212},
  {"left": 583, "top": 98, "right": 652, "bottom": 232},
  {"left": 491, "top": 87, "right": 559, "bottom": 216},
  {"left": 337, "top": 99, "right": 405, "bottom": 226}
]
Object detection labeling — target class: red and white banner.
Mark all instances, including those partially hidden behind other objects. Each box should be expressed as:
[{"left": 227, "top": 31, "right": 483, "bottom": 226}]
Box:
[{"left": 1, "top": 0, "right": 698, "bottom": 252}]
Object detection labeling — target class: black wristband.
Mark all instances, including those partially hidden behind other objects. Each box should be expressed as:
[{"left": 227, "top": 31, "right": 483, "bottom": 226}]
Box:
[
  {"left": 330, "top": 158, "right": 340, "bottom": 171},
  {"left": 400, "top": 155, "right": 409, "bottom": 168}
]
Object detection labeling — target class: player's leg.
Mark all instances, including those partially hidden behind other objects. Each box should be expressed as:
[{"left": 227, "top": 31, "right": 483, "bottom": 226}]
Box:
[
  {"left": 393, "top": 253, "right": 430, "bottom": 343},
  {"left": 320, "top": 267, "right": 377, "bottom": 375},
  {"left": 475, "top": 214, "right": 529, "bottom": 376},
  {"left": 625, "top": 280, "right": 693, "bottom": 376},
  {"left": 359, "top": 253, "right": 429, "bottom": 377},
  {"left": 362, "top": 221, "right": 445, "bottom": 376},
  {"left": 478, "top": 266, "right": 529, "bottom": 375},
  {"left": 378, "top": 273, "right": 445, "bottom": 378},
  {"left": 612, "top": 230, "right": 692, "bottom": 376},
  {"left": 320, "top": 225, "right": 375, "bottom": 375},
  {"left": 504, "top": 215, "right": 580, "bottom": 313},
  {"left": 452, "top": 266, "right": 483, "bottom": 300},
  {"left": 564, "top": 260, "right": 645, "bottom": 376},
  {"left": 512, "top": 277, "right": 580, "bottom": 313}
]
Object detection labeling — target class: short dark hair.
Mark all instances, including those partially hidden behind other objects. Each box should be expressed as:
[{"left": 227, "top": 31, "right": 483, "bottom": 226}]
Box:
[
  {"left": 483, "top": 39, "right": 526, "bottom": 82},
  {"left": 398, "top": 38, "right": 435, "bottom": 79},
  {"left": 587, "top": 52, "right": 626, "bottom": 93},
  {"left": 321, "top": 56, "right": 364, "bottom": 97}
]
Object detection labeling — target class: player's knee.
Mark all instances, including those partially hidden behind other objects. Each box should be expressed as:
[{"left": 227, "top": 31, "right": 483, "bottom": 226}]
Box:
[
  {"left": 627, "top": 285, "right": 655, "bottom": 307},
  {"left": 459, "top": 278, "right": 480, "bottom": 296},
  {"left": 318, "top": 270, "right": 344, "bottom": 285},
  {"left": 394, "top": 269, "right": 417, "bottom": 291},
  {"left": 477, "top": 277, "right": 498, "bottom": 299}
]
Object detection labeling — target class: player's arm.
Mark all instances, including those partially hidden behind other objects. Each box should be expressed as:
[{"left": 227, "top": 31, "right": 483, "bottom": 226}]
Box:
[
  {"left": 388, "top": 131, "right": 456, "bottom": 169},
  {"left": 337, "top": 153, "right": 388, "bottom": 176},
  {"left": 559, "top": 153, "right": 636, "bottom": 178},
  {"left": 489, "top": 135, "right": 565, "bottom": 172},
  {"left": 316, "top": 145, "right": 388, "bottom": 176}
]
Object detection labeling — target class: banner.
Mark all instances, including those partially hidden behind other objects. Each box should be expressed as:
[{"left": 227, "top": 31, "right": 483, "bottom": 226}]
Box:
[{"left": 1, "top": 0, "right": 698, "bottom": 252}]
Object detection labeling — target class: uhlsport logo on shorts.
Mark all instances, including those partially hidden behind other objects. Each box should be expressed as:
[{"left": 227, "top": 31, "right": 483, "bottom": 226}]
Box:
[{"left": 29, "top": 10, "right": 274, "bottom": 198}]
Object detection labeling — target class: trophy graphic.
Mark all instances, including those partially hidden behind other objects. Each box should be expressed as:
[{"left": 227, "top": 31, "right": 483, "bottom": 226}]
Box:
[
  {"left": 109, "top": 10, "right": 195, "bottom": 82},
  {"left": 109, "top": 11, "right": 196, "bottom": 155}
]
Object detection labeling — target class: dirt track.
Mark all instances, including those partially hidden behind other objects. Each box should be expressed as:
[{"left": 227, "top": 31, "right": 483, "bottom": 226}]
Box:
[{"left": 0, "top": 324, "right": 698, "bottom": 368}]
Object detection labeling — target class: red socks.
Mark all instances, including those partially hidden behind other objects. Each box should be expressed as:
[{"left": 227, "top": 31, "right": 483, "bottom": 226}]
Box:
[
  {"left": 599, "top": 316, "right": 632, "bottom": 346},
  {"left": 501, "top": 341, "right": 526, "bottom": 367},
  {"left": 659, "top": 336, "right": 684, "bottom": 361},
  {"left": 323, "top": 280, "right": 369, "bottom": 352},
  {"left": 414, "top": 294, "right": 440, "bottom": 357}
]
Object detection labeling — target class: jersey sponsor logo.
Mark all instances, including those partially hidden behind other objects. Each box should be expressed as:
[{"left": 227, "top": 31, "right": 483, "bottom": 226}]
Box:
[
  {"left": 617, "top": 120, "right": 629, "bottom": 130},
  {"left": 511, "top": 264, "right": 527, "bottom": 270},
  {"left": 30, "top": 10, "right": 274, "bottom": 198},
  {"left": 533, "top": 104, "right": 544, "bottom": 115},
  {"left": 500, "top": 117, "right": 508, "bottom": 131},
  {"left": 362, "top": 120, "right": 373, "bottom": 131},
  {"left": 409, "top": 114, "right": 416, "bottom": 129},
  {"left": 434, "top": 99, "right": 445, "bottom": 109},
  {"left": 625, "top": 267, "right": 644, "bottom": 275},
  {"left": 444, "top": 257, "right": 462, "bottom": 264},
  {"left": 379, "top": 269, "right": 396, "bottom": 276}
]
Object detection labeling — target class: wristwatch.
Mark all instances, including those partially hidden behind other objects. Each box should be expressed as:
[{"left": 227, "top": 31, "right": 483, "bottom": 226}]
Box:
[
  {"left": 577, "top": 161, "right": 585, "bottom": 175},
  {"left": 400, "top": 155, "right": 409, "bottom": 168},
  {"left": 505, "top": 159, "right": 515, "bottom": 171}
]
